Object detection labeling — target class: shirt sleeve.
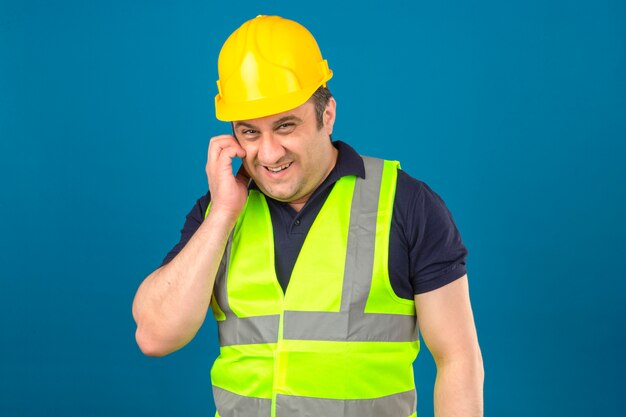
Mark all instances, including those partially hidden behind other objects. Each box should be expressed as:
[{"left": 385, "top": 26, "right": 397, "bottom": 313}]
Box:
[
  {"left": 395, "top": 170, "right": 468, "bottom": 295},
  {"left": 160, "top": 192, "right": 211, "bottom": 266}
]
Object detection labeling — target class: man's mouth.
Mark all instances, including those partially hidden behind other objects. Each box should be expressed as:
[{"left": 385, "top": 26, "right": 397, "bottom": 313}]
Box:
[{"left": 264, "top": 162, "right": 292, "bottom": 173}]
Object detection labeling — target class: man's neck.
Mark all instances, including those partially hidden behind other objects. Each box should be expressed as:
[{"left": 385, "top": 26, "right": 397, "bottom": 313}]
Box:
[{"left": 288, "top": 145, "right": 339, "bottom": 213}]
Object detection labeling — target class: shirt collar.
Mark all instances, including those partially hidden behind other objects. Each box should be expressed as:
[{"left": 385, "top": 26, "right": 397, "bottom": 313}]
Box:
[{"left": 326, "top": 140, "right": 366, "bottom": 181}]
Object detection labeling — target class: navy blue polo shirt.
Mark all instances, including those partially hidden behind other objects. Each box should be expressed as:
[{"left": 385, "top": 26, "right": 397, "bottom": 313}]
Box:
[{"left": 162, "top": 141, "right": 468, "bottom": 299}]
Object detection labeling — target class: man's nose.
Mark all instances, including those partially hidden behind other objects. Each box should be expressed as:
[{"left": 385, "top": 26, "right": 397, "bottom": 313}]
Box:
[{"left": 257, "top": 133, "right": 286, "bottom": 164}]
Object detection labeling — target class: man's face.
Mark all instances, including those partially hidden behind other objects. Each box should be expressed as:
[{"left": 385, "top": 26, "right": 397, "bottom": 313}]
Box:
[{"left": 233, "top": 97, "right": 337, "bottom": 208}]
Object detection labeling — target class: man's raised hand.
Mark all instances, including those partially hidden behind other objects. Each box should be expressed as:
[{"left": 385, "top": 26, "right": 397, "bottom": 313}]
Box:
[{"left": 206, "top": 135, "right": 249, "bottom": 217}]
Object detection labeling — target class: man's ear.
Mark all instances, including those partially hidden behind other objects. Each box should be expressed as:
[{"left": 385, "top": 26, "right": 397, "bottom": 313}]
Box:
[{"left": 324, "top": 97, "right": 337, "bottom": 136}]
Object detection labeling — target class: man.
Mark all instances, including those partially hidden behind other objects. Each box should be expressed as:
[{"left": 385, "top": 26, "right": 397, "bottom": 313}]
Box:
[{"left": 132, "top": 15, "right": 483, "bottom": 417}]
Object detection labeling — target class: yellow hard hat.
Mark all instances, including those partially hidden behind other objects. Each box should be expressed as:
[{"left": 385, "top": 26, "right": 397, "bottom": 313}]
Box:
[{"left": 215, "top": 15, "right": 333, "bottom": 121}]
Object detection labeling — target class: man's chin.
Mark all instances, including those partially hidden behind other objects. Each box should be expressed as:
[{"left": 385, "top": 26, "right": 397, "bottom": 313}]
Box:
[
  {"left": 255, "top": 184, "right": 296, "bottom": 203},
  {"left": 268, "top": 192, "right": 297, "bottom": 203}
]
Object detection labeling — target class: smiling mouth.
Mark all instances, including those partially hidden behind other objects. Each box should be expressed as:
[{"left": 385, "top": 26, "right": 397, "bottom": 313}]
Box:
[{"left": 264, "top": 162, "right": 292, "bottom": 173}]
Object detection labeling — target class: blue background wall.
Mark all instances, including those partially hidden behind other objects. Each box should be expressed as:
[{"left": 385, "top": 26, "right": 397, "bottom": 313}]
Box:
[{"left": 1, "top": 0, "right": 625, "bottom": 415}]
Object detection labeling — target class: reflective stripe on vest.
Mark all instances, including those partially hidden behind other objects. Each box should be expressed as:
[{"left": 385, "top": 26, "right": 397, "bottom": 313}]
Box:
[{"left": 208, "top": 157, "right": 420, "bottom": 417}]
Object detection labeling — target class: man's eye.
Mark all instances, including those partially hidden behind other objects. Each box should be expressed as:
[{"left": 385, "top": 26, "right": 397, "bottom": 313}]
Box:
[
  {"left": 242, "top": 129, "right": 258, "bottom": 135},
  {"left": 277, "top": 123, "right": 295, "bottom": 133}
]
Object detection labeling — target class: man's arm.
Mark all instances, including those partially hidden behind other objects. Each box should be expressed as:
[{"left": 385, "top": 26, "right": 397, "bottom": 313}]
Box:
[
  {"left": 132, "top": 208, "right": 237, "bottom": 357},
  {"left": 131, "top": 135, "right": 248, "bottom": 357},
  {"left": 415, "top": 274, "right": 484, "bottom": 417}
]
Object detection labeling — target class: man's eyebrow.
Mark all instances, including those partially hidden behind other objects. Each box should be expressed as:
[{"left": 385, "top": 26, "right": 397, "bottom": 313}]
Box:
[
  {"left": 273, "top": 115, "right": 302, "bottom": 127},
  {"left": 234, "top": 115, "right": 302, "bottom": 130},
  {"left": 233, "top": 121, "right": 258, "bottom": 130}
]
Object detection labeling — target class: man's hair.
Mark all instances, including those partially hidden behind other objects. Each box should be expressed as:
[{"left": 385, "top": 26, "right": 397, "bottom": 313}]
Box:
[{"left": 311, "top": 86, "right": 333, "bottom": 130}]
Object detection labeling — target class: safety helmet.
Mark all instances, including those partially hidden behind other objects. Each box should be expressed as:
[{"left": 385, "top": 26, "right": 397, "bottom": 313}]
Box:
[{"left": 215, "top": 15, "right": 333, "bottom": 121}]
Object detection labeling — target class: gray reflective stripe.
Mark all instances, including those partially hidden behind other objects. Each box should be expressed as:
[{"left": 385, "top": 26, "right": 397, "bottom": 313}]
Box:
[
  {"left": 283, "top": 311, "right": 417, "bottom": 342},
  {"left": 341, "top": 156, "right": 384, "bottom": 312},
  {"left": 275, "top": 389, "right": 416, "bottom": 417},
  {"left": 213, "top": 386, "right": 271, "bottom": 417},
  {"left": 213, "top": 233, "right": 233, "bottom": 345},
  {"left": 218, "top": 314, "right": 280, "bottom": 346},
  {"left": 213, "top": 233, "right": 232, "bottom": 319}
]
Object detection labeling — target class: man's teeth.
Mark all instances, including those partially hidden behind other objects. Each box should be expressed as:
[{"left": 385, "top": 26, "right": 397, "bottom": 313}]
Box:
[{"left": 266, "top": 163, "right": 291, "bottom": 172}]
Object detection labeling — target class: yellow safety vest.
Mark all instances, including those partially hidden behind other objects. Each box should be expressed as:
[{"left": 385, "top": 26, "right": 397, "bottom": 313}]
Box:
[{"left": 208, "top": 157, "right": 420, "bottom": 417}]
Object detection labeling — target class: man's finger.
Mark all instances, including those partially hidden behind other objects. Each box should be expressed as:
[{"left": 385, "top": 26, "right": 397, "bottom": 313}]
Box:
[{"left": 208, "top": 135, "right": 244, "bottom": 164}]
